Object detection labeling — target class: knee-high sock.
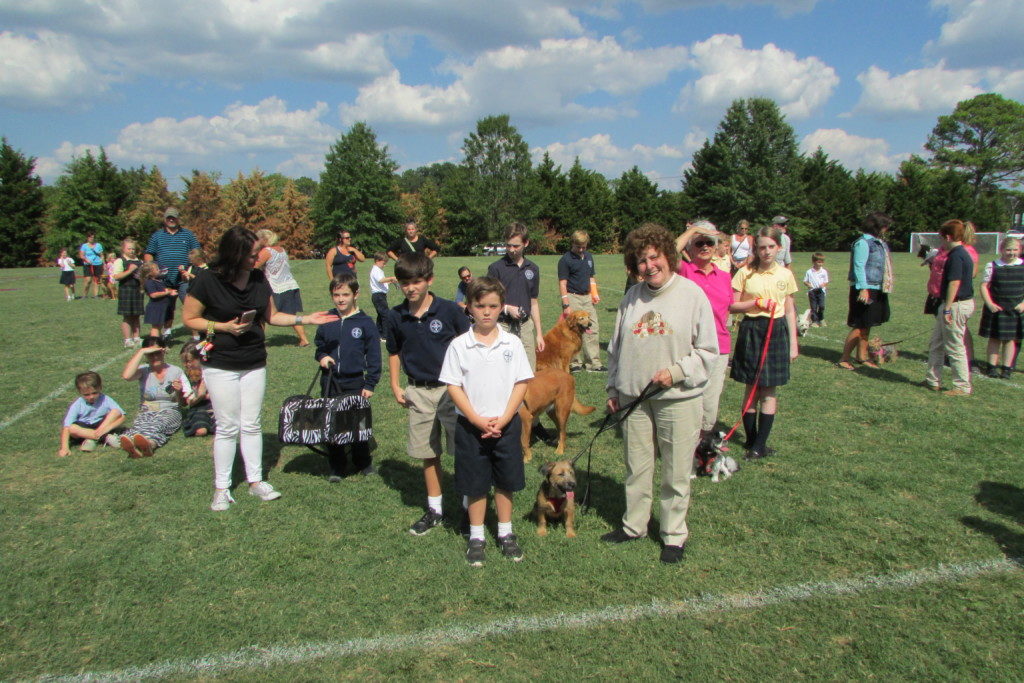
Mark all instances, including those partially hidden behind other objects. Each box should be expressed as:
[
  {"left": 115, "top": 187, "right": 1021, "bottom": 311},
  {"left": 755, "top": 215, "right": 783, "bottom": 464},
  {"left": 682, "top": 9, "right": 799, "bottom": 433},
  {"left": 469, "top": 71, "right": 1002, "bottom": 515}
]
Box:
[
  {"left": 742, "top": 411, "right": 757, "bottom": 449},
  {"left": 753, "top": 412, "right": 775, "bottom": 452}
]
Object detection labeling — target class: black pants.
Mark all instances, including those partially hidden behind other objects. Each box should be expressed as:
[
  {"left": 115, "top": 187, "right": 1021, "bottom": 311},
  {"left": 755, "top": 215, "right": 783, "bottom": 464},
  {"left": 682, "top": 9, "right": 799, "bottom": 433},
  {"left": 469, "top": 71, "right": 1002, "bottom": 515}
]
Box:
[
  {"left": 808, "top": 288, "right": 825, "bottom": 323},
  {"left": 371, "top": 292, "right": 389, "bottom": 337},
  {"left": 326, "top": 441, "right": 371, "bottom": 476}
]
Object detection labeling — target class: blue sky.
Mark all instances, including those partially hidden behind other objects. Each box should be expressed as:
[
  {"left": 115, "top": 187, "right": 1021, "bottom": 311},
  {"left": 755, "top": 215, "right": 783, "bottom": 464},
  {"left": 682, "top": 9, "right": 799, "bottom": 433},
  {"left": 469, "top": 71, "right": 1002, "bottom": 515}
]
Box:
[{"left": 1, "top": 0, "right": 1022, "bottom": 190}]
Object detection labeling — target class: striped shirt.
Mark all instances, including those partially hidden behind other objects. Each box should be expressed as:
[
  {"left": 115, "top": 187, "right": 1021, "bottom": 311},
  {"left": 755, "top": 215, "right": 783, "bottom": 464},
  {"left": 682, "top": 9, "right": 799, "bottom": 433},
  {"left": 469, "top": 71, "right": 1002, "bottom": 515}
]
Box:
[{"left": 145, "top": 227, "right": 200, "bottom": 286}]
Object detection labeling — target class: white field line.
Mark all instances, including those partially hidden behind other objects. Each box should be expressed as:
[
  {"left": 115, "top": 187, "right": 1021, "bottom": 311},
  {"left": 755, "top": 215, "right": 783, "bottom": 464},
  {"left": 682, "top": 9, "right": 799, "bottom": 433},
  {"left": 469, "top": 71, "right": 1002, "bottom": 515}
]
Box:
[
  {"left": 0, "top": 327, "right": 181, "bottom": 433},
  {"left": 36, "top": 556, "right": 1021, "bottom": 682},
  {"left": 801, "top": 331, "right": 1023, "bottom": 391}
]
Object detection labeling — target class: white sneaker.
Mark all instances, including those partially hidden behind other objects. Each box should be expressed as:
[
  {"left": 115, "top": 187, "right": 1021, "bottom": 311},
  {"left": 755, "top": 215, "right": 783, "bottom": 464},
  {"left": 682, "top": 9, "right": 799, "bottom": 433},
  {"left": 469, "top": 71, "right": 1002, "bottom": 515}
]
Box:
[
  {"left": 133, "top": 337, "right": 142, "bottom": 346},
  {"left": 79, "top": 439, "right": 97, "bottom": 452},
  {"left": 123, "top": 338, "right": 134, "bottom": 348},
  {"left": 104, "top": 434, "right": 120, "bottom": 448},
  {"left": 248, "top": 481, "right": 282, "bottom": 501},
  {"left": 210, "top": 489, "right": 235, "bottom": 511},
  {"left": 162, "top": 329, "right": 172, "bottom": 339}
]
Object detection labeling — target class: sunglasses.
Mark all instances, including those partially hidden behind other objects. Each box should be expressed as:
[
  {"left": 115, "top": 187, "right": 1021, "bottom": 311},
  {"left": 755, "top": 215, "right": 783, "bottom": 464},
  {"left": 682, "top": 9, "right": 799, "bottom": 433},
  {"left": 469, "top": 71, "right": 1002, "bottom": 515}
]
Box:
[
  {"left": 692, "top": 239, "right": 715, "bottom": 248},
  {"left": 461, "top": 274, "right": 473, "bottom": 280}
]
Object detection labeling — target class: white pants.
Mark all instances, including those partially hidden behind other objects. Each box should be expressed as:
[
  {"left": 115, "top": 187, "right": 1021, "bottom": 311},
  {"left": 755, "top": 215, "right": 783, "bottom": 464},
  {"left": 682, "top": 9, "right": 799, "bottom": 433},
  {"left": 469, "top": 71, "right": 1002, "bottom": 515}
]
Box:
[{"left": 203, "top": 366, "right": 267, "bottom": 490}]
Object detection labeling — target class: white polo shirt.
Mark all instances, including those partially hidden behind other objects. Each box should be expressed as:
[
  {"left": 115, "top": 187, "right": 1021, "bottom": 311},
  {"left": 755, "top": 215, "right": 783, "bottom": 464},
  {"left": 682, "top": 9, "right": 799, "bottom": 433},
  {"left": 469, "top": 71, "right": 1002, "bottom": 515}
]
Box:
[
  {"left": 439, "top": 326, "right": 533, "bottom": 418},
  {"left": 369, "top": 264, "right": 389, "bottom": 295}
]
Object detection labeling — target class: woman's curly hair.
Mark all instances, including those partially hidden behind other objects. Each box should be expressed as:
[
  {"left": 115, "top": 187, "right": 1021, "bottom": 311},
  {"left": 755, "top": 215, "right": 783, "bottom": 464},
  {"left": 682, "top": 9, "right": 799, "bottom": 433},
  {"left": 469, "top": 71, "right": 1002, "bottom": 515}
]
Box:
[{"left": 623, "top": 222, "right": 678, "bottom": 278}]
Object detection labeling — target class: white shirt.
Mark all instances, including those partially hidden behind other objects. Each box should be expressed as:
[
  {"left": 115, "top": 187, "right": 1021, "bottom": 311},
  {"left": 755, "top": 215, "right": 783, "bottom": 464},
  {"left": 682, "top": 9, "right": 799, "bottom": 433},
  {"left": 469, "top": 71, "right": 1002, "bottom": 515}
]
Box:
[
  {"left": 439, "top": 327, "right": 533, "bottom": 418},
  {"left": 58, "top": 256, "right": 75, "bottom": 271},
  {"left": 369, "top": 264, "right": 388, "bottom": 294},
  {"left": 803, "top": 267, "right": 829, "bottom": 289},
  {"left": 982, "top": 257, "right": 1024, "bottom": 283},
  {"left": 775, "top": 232, "right": 792, "bottom": 266}
]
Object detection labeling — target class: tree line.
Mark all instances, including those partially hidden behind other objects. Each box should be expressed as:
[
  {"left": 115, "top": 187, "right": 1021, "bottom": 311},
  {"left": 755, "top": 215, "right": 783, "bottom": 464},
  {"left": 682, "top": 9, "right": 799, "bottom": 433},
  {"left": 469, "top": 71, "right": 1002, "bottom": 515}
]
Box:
[{"left": 1, "top": 93, "right": 1022, "bottom": 268}]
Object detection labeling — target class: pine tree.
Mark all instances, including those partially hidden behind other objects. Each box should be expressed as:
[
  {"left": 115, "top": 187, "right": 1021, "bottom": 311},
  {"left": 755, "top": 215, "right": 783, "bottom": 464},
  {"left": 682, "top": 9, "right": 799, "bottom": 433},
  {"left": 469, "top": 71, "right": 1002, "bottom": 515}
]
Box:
[
  {"left": 562, "top": 159, "right": 614, "bottom": 252},
  {"left": 180, "top": 171, "right": 223, "bottom": 252},
  {"left": 311, "top": 122, "right": 403, "bottom": 256},
  {"left": 417, "top": 179, "right": 448, "bottom": 249},
  {"left": 274, "top": 180, "right": 314, "bottom": 259},
  {"left": 0, "top": 138, "right": 47, "bottom": 267},
  {"left": 614, "top": 166, "right": 663, "bottom": 244},
  {"left": 799, "top": 148, "right": 858, "bottom": 251},
  {"left": 41, "top": 148, "right": 129, "bottom": 258},
  {"left": 125, "top": 167, "right": 178, "bottom": 240},
  {"left": 219, "top": 170, "right": 275, "bottom": 234}
]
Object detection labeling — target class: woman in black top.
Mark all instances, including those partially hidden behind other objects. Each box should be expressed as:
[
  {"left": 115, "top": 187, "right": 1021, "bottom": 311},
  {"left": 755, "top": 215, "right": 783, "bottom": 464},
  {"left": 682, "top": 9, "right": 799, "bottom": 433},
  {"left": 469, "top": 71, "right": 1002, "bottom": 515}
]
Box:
[
  {"left": 324, "top": 230, "right": 365, "bottom": 280},
  {"left": 183, "top": 227, "right": 337, "bottom": 511}
]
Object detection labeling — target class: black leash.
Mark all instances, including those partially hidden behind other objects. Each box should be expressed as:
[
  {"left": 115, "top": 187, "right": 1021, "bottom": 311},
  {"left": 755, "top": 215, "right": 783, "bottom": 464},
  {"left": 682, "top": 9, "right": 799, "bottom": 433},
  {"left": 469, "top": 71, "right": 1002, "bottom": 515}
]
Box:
[{"left": 570, "top": 381, "right": 665, "bottom": 513}]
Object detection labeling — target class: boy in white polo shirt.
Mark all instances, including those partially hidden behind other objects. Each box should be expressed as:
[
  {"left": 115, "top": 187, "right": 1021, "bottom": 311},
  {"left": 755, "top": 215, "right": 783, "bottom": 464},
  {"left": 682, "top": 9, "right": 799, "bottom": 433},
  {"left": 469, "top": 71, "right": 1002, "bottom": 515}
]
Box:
[{"left": 439, "top": 277, "right": 533, "bottom": 567}]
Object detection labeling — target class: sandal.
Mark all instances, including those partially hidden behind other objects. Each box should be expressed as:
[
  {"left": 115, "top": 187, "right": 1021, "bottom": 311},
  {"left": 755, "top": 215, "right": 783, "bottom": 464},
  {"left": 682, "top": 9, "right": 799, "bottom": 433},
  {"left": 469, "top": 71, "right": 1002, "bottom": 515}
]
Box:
[
  {"left": 836, "top": 361, "right": 855, "bottom": 371},
  {"left": 860, "top": 361, "right": 880, "bottom": 369}
]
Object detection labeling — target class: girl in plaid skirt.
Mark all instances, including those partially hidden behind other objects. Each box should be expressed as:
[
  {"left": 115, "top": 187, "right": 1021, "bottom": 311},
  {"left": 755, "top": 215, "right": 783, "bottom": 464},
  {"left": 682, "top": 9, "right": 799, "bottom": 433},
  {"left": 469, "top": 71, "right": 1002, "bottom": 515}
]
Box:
[
  {"left": 729, "top": 226, "right": 799, "bottom": 459},
  {"left": 979, "top": 237, "right": 1024, "bottom": 379},
  {"left": 113, "top": 239, "right": 144, "bottom": 347}
]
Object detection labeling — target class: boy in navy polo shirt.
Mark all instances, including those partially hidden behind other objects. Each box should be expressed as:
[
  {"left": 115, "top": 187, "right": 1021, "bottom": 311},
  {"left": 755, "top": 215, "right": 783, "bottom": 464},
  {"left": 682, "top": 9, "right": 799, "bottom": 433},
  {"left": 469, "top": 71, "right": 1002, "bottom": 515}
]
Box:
[
  {"left": 557, "top": 229, "right": 604, "bottom": 371},
  {"left": 486, "top": 222, "right": 545, "bottom": 368},
  {"left": 440, "top": 277, "right": 533, "bottom": 566},
  {"left": 315, "top": 272, "right": 381, "bottom": 480},
  {"left": 386, "top": 253, "right": 471, "bottom": 535}
]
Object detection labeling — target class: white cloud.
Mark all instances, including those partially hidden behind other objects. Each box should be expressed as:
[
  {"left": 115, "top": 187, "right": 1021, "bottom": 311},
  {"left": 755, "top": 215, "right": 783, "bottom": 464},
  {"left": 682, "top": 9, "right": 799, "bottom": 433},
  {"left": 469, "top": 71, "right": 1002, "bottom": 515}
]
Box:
[
  {"left": 927, "top": 0, "right": 1024, "bottom": 69},
  {"left": 850, "top": 62, "right": 983, "bottom": 117},
  {"left": 276, "top": 153, "right": 325, "bottom": 178},
  {"left": 341, "top": 36, "right": 689, "bottom": 128},
  {"left": 675, "top": 34, "right": 838, "bottom": 119},
  {"left": 0, "top": 30, "right": 109, "bottom": 108},
  {"left": 801, "top": 129, "right": 910, "bottom": 173},
  {"left": 532, "top": 132, "right": 698, "bottom": 183},
  {"left": 638, "top": 0, "right": 817, "bottom": 14},
  {"left": 32, "top": 141, "right": 104, "bottom": 181}
]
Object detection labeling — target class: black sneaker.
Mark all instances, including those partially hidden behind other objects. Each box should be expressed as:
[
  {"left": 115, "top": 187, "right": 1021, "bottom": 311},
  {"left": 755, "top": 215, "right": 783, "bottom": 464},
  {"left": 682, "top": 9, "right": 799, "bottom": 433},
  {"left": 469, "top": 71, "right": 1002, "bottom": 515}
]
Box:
[
  {"left": 660, "top": 544, "right": 686, "bottom": 564},
  {"left": 466, "top": 538, "right": 486, "bottom": 567},
  {"left": 459, "top": 509, "right": 470, "bottom": 537},
  {"left": 359, "top": 465, "right": 377, "bottom": 476},
  {"left": 497, "top": 534, "right": 524, "bottom": 561},
  {"left": 327, "top": 474, "right": 342, "bottom": 483},
  {"left": 600, "top": 528, "right": 643, "bottom": 543},
  {"left": 569, "top": 363, "right": 583, "bottom": 373},
  {"left": 744, "top": 447, "right": 776, "bottom": 460},
  {"left": 409, "top": 509, "right": 444, "bottom": 536},
  {"left": 1001, "top": 366, "right": 1013, "bottom": 380},
  {"left": 586, "top": 365, "right": 608, "bottom": 372}
]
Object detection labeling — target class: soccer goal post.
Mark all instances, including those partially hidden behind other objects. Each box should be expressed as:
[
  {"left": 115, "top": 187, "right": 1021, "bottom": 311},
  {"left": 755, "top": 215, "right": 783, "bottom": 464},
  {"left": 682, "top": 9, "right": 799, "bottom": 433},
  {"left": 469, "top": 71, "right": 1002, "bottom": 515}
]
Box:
[{"left": 909, "top": 232, "right": 1006, "bottom": 255}]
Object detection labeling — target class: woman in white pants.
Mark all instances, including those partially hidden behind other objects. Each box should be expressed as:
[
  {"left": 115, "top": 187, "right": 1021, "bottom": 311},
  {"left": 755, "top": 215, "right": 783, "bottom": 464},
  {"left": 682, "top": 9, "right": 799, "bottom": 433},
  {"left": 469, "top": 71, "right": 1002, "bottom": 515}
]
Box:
[{"left": 183, "top": 226, "right": 337, "bottom": 511}]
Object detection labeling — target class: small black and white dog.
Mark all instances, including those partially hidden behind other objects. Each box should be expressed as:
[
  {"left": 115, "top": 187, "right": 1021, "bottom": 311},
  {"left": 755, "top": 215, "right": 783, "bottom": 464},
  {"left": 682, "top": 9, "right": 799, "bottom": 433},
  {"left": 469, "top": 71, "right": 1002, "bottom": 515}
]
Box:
[{"left": 692, "top": 430, "right": 739, "bottom": 482}]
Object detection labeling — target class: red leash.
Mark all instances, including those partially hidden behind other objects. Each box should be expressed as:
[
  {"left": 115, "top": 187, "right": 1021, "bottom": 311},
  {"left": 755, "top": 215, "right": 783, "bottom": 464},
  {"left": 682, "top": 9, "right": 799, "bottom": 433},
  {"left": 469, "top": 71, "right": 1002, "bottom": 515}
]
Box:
[{"left": 723, "top": 301, "right": 777, "bottom": 443}]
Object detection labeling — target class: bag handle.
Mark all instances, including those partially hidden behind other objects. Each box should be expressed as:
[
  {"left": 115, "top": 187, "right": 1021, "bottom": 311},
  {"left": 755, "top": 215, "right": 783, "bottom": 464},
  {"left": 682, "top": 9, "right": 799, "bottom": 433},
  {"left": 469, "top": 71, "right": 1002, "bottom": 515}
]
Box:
[{"left": 305, "top": 367, "right": 324, "bottom": 397}]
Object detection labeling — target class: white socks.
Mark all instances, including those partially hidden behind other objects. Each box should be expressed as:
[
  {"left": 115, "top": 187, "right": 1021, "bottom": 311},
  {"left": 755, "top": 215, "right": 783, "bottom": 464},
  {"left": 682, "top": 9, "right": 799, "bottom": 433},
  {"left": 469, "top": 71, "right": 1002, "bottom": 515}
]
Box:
[
  {"left": 497, "top": 521, "right": 513, "bottom": 538},
  {"left": 469, "top": 525, "right": 486, "bottom": 541},
  {"left": 427, "top": 495, "right": 442, "bottom": 514}
]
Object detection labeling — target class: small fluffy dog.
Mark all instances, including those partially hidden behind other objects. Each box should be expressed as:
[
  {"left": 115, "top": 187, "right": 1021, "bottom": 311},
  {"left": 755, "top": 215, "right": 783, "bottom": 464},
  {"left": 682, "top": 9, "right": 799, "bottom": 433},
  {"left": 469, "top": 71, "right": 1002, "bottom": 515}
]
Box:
[
  {"left": 867, "top": 336, "right": 898, "bottom": 364},
  {"left": 533, "top": 460, "right": 577, "bottom": 537},
  {"left": 692, "top": 430, "right": 739, "bottom": 483},
  {"left": 796, "top": 308, "right": 813, "bottom": 336}
]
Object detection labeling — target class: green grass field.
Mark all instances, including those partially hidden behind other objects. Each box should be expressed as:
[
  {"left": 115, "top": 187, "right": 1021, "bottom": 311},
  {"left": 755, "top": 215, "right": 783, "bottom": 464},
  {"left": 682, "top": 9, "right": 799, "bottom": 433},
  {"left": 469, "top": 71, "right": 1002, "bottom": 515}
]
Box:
[{"left": 1, "top": 252, "right": 1022, "bottom": 680}]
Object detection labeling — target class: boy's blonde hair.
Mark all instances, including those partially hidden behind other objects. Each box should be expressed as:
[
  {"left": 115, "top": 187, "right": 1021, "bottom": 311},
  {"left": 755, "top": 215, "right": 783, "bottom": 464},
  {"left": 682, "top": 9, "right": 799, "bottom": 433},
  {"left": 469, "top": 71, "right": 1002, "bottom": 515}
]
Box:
[
  {"left": 571, "top": 230, "right": 589, "bottom": 247},
  {"left": 75, "top": 371, "right": 102, "bottom": 392}
]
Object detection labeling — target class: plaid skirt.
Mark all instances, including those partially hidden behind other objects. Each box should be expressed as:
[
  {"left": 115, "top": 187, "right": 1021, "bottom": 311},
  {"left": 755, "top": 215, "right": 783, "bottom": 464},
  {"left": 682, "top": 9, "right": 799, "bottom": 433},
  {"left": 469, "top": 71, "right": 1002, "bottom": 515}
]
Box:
[
  {"left": 117, "top": 284, "right": 144, "bottom": 317},
  {"left": 730, "top": 315, "right": 791, "bottom": 387},
  {"left": 979, "top": 307, "right": 1023, "bottom": 341}
]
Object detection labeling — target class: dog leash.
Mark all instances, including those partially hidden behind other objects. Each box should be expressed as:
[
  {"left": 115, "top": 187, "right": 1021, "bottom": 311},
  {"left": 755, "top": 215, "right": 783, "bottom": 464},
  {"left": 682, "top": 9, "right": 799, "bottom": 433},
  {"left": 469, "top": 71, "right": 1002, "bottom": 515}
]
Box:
[
  {"left": 570, "top": 380, "right": 665, "bottom": 513},
  {"left": 722, "top": 305, "right": 777, "bottom": 443}
]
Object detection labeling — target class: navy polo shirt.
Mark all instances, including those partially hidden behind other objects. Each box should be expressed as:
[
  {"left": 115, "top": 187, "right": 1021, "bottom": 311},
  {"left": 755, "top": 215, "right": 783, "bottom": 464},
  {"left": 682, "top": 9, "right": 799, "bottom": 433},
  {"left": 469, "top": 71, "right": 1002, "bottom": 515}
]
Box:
[
  {"left": 557, "top": 250, "right": 595, "bottom": 295},
  {"left": 385, "top": 294, "right": 470, "bottom": 382},
  {"left": 942, "top": 245, "right": 974, "bottom": 301},
  {"left": 487, "top": 256, "right": 540, "bottom": 313}
]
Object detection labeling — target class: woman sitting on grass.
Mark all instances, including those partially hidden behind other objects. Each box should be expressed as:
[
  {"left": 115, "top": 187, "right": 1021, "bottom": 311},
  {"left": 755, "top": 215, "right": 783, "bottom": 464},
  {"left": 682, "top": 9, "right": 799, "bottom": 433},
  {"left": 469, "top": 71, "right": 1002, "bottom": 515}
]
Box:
[{"left": 118, "top": 336, "right": 190, "bottom": 458}]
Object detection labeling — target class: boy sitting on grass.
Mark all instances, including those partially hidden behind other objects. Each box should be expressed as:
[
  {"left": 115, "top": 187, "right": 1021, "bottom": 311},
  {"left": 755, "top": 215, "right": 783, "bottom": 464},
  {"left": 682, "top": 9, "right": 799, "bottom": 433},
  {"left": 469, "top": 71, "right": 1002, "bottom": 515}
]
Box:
[
  {"left": 58, "top": 372, "right": 125, "bottom": 456},
  {"left": 386, "top": 253, "right": 471, "bottom": 535},
  {"left": 439, "top": 277, "right": 533, "bottom": 566}
]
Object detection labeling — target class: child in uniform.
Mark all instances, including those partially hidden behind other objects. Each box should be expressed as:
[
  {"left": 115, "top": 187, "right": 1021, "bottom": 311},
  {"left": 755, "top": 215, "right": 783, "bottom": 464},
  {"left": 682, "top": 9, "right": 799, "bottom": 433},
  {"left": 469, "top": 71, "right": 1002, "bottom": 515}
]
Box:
[
  {"left": 57, "top": 249, "right": 76, "bottom": 301},
  {"left": 385, "top": 253, "right": 471, "bottom": 535},
  {"left": 180, "top": 342, "right": 215, "bottom": 437},
  {"left": 730, "top": 226, "right": 799, "bottom": 460},
  {"left": 140, "top": 262, "right": 177, "bottom": 339},
  {"left": 58, "top": 372, "right": 125, "bottom": 456},
  {"left": 440, "top": 277, "right": 533, "bottom": 566},
  {"left": 315, "top": 271, "right": 381, "bottom": 479},
  {"left": 368, "top": 252, "right": 395, "bottom": 341},
  {"left": 979, "top": 237, "right": 1024, "bottom": 379},
  {"left": 803, "top": 253, "right": 829, "bottom": 327},
  {"left": 113, "top": 239, "right": 144, "bottom": 347}
]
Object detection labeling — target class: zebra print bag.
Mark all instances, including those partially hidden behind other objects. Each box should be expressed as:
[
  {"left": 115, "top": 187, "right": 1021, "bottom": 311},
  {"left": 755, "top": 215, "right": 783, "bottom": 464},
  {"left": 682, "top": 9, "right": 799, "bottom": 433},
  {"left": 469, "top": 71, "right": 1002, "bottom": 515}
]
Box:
[{"left": 278, "top": 370, "right": 372, "bottom": 446}]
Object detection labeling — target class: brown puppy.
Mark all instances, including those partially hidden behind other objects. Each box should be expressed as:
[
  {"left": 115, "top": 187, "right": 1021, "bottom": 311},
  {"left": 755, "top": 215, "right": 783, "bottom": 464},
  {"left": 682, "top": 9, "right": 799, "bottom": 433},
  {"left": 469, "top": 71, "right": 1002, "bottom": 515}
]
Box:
[
  {"left": 519, "top": 368, "right": 595, "bottom": 462},
  {"left": 533, "top": 460, "right": 577, "bottom": 537},
  {"left": 535, "top": 309, "right": 591, "bottom": 372}
]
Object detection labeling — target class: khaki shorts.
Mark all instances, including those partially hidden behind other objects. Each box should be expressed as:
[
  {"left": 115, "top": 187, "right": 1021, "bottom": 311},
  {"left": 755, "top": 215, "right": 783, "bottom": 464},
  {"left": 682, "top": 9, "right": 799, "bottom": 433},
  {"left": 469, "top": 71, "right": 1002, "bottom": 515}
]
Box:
[{"left": 404, "top": 384, "right": 457, "bottom": 460}]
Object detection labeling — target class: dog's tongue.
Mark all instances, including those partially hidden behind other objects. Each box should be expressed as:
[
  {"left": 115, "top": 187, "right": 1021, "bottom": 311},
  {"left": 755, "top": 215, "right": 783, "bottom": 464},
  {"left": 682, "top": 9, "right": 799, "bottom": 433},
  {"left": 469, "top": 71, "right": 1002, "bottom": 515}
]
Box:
[{"left": 566, "top": 491, "right": 575, "bottom": 500}]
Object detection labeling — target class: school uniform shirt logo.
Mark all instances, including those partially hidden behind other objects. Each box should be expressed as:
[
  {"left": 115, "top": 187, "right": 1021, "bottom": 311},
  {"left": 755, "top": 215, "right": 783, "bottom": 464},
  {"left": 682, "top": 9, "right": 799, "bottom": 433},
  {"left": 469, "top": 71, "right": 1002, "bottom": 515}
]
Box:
[
  {"left": 429, "top": 319, "right": 443, "bottom": 334},
  {"left": 524, "top": 270, "right": 535, "bottom": 280},
  {"left": 777, "top": 280, "right": 788, "bottom": 292},
  {"left": 351, "top": 327, "right": 363, "bottom": 338},
  {"left": 503, "top": 349, "right": 513, "bottom": 363},
  {"left": 632, "top": 311, "right": 671, "bottom": 337}
]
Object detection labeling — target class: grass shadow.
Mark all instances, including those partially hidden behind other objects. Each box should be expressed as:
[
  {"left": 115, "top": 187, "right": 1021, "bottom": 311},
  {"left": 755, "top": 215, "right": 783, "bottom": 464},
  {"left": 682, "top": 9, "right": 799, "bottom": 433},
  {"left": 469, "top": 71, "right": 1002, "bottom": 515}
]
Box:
[
  {"left": 377, "top": 457, "right": 456, "bottom": 511},
  {"left": 265, "top": 334, "right": 308, "bottom": 349},
  {"left": 961, "top": 516, "right": 1024, "bottom": 567},
  {"left": 975, "top": 481, "right": 1024, "bottom": 526},
  {"left": 280, "top": 449, "right": 330, "bottom": 477}
]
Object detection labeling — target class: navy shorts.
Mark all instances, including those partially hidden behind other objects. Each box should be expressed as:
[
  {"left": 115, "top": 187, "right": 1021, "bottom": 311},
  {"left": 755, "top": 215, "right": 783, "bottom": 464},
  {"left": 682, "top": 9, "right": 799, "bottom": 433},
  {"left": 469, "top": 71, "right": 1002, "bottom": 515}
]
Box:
[{"left": 454, "top": 414, "right": 525, "bottom": 497}]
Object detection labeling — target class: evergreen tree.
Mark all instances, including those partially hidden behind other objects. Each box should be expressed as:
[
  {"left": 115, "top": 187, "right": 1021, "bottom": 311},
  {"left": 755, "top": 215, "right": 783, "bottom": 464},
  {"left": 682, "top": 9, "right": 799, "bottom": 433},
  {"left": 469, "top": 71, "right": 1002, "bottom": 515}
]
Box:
[
  {"left": 798, "top": 149, "right": 858, "bottom": 251},
  {"left": 219, "top": 170, "right": 275, "bottom": 234},
  {"left": 417, "top": 179, "right": 448, "bottom": 249},
  {"left": 614, "top": 166, "right": 663, "bottom": 245},
  {"left": 274, "top": 180, "right": 314, "bottom": 259},
  {"left": 888, "top": 156, "right": 974, "bottom": 248},
  {"left": 683, "top": 98, "right": 803, "bottom": 227},
  {"left": 0, "top": 138, "right": 47, "bottom": 267},
  {"left": 562, "top": 159, "right": 614, "bottom": 252},
  {"left": 125, "top": 167, "right": 177, "bottom": 240},
  {"left": 311, "top": 122, "right": 402, "bottom": 256},
  {"left": 534, "top": 152, "right": 568, "bottom": 237},
  {"left": 180, "top": 171, "right": 223, "bottom": 252},
  {"left": 439, "top": 165, "right": 482, "bottom": 255},
  {"left": 461, "top": 115, "right": 536, "bottom": 243},
  {"left": 293, "top": 176, "right": 318, "bottom": 197},
  {"left": 41, "top": 149, "right": 129, "bottom": 258},
  {"left": 925, "top": 93, "right": 1024, "bottom": 199}
]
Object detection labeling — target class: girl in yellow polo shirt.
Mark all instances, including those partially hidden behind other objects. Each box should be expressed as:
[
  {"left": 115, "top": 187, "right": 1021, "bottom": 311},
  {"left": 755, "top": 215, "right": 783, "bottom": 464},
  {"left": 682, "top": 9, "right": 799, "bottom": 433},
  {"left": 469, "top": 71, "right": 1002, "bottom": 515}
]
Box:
[{"left": 730, "top": 226, "right": 799, "bottom": 459}]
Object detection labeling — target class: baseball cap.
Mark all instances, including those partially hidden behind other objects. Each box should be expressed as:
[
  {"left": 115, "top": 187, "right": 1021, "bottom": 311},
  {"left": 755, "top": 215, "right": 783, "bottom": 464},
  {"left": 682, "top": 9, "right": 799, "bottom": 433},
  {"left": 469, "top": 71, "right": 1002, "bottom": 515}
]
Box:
[
  {"left": 771, "top": 215, "right": 788, "bottom": 225},
  {"left": 164, "top": 207, "right": 180, "bottom": 220}
]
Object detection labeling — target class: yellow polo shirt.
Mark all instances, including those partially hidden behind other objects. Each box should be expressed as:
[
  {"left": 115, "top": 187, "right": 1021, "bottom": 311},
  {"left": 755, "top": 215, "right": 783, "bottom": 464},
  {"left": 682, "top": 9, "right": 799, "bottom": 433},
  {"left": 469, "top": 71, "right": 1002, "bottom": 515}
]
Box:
[{"left": 732, "top": 263, "right": 797, "bottom": 318}]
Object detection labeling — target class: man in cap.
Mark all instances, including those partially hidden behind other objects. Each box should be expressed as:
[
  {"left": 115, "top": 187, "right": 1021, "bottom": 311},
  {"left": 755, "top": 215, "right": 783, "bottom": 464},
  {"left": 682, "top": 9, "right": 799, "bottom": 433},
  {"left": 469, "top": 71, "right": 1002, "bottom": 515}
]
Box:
[
  {"left": 772, "top": 215, "right": 792, "bottom": 270},
  {"left": 144, "top": 207, "right": 201, "bottom": 336}
]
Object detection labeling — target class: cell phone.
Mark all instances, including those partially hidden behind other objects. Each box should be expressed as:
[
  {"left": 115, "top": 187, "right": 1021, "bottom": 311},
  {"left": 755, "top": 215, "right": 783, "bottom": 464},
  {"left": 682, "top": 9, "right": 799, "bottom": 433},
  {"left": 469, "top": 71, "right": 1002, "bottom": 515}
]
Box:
[{"left": 238, "top": 309, "right": 257, "bottom": 324}]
